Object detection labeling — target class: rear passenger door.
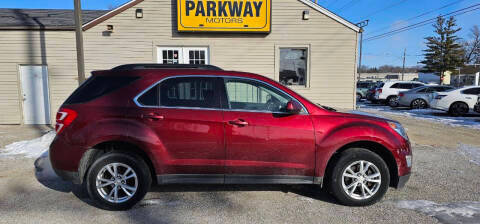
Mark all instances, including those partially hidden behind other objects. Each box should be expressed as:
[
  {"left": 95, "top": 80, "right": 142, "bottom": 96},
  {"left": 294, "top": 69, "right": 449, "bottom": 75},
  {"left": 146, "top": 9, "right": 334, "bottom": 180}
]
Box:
[{"left": 131, "top": 76, "right": 226, "bottom": 183}]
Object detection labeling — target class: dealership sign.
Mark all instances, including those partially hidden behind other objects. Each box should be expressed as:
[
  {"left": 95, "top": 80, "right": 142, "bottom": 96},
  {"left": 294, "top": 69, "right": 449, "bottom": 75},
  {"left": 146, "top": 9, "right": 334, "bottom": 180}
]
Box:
[{"left": 177, "top": 0, "right": 271, "bottom": 33}]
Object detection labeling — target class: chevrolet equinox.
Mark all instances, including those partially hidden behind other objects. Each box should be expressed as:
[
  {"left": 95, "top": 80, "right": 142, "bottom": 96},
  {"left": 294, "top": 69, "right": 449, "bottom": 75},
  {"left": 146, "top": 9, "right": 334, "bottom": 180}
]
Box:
[{"left": 50, "top": 64, "right": 412, "bottom": 210}]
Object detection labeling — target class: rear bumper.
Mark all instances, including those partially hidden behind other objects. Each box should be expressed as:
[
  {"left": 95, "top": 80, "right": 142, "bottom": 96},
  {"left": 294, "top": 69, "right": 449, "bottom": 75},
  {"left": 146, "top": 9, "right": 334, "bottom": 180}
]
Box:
[
  {"left": 395, "top": 173, "right": 411, "bottom": 189},
  {"left": 52, "top": 166, "right": 81, "bottom": 184}
]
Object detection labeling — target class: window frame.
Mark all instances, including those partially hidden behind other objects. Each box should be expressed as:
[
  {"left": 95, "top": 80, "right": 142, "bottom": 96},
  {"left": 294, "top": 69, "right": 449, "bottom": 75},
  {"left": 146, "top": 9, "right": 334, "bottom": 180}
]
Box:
[
  {"left": 133, "top": 75, "right": 309, "bottom": 114},
  {"left": 275, "top": 44, "right": 311, "bottom": 89}
]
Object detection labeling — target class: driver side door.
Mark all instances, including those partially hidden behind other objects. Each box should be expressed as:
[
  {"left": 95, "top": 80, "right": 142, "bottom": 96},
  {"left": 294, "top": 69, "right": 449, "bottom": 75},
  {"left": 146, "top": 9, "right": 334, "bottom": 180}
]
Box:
[{"left": 221, "top": 77, "right": 316, "bottom": 184}]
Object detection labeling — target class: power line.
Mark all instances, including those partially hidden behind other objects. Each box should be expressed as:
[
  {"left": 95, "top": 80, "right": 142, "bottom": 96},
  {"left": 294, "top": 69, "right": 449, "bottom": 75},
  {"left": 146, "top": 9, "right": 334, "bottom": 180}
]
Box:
[
  {"left": 366, "top": 0, "right": 468, "bottom": 35},
  {"left": 356, "top": 0, "right": 409, "bottom": 21},
  {"left": 364, "top": 3, "right": 480, "bottom": 42}
]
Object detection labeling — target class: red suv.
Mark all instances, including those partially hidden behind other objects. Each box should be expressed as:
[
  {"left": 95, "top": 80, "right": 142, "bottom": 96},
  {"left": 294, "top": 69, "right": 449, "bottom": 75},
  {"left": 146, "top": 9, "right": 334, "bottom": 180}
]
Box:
[{"left": 50, "top": 64, "right": 411, "bottom": 210}]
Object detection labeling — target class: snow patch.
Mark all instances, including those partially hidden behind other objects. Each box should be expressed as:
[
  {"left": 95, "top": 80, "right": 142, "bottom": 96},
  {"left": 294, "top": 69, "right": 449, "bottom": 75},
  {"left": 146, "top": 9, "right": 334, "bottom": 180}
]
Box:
[
  {"left": 394, "top": 200, "right": 480, "bottom": 224},
  {"left": 0, "top": 131, "right": 55, "bottom": 158},
  {"left": 458, "top": 144, "right": 480, "bottom": 166}
]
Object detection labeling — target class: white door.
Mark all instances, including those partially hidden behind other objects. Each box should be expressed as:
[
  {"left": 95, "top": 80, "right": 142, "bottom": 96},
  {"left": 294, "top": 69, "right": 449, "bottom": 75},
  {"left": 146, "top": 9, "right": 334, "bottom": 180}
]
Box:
[
  {"left": 19, "top": 65, "right": 51, "bottom": 124},
  {"left": 157, "top": 47, "right": 209, "bottom": 64}
]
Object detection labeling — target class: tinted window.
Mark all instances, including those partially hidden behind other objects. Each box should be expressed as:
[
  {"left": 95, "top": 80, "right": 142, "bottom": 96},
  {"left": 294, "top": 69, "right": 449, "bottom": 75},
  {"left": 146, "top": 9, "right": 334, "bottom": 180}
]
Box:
[
  {"left": 160, "top": 77, "right": 220, "bottom": 108},
  {"left": 432, "top": 86, "right": 453, "bottom": 92},
  {"left": 225, "top": 78, "right": 298, "bottom": 113},
  {"left": 462, "top": 88, "right": 480, "bottom": 95},
  {"left": 137, "top": 77, "right": 221, "bottom": 108},
  {"left": 65, "top": 76, "right": 138, "bottom": 105},
  {"left": 137, "top": 85, "right": 159, "bottom": 106},
  {"left": 412, "top": 83, "right": 424, "bottom": 88},
  {"left": 390, "top": 83, "right": 400, "bottom": 88},
  {"left": 417, "top": 87, "right": 429, "bottom": 93}
]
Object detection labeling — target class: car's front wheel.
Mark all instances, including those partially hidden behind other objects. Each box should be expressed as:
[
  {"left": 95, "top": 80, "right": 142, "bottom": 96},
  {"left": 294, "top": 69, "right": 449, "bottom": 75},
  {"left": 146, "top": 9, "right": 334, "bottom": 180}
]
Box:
[
  {"left": 86, "top": 152, "right": 152, "bottom": 210},
  {"left": 328, "top": 148, "right": 390, "bottom": 206}
]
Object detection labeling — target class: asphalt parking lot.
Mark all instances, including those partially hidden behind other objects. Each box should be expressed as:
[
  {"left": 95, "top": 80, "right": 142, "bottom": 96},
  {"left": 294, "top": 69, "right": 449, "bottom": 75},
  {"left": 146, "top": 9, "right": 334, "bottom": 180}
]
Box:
[{"left": 0, "top": 109, "right": 479, "bottom": 224}]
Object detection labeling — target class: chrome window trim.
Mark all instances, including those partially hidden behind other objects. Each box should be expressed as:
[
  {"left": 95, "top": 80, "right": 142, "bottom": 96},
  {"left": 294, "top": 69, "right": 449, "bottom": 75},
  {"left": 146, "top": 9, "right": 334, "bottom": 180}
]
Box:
[{"left": 132, "top": 75, "right": 309, "bottom": 114}]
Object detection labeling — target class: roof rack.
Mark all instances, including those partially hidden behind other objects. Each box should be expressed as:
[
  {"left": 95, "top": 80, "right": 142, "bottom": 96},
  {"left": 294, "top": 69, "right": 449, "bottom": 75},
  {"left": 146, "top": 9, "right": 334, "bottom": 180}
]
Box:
[{"left": 112, "top": 64, "right": 223, "bottom": 71}]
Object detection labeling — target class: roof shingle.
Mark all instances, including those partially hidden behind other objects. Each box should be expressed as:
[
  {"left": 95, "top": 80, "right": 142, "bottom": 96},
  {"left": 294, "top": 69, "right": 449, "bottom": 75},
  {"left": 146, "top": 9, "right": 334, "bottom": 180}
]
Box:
[{"left": 0, "top": 8, "right": 108, "bottom": 30}]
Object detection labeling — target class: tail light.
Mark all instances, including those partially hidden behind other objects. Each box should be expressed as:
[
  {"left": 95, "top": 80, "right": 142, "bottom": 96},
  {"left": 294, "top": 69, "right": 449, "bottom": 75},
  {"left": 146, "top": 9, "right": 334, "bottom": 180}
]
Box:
[
  {"left": 399, "top": 93, "right": 405, "bottom": 97},
  {"left": 55, "top": 108, "right": 77, "bottom": 134},
  {"left": 378, "top": 89, "right": 382, "bottom": 93},
  {"left": 435, "top": 95, "right": 446, "bottom": 100}
]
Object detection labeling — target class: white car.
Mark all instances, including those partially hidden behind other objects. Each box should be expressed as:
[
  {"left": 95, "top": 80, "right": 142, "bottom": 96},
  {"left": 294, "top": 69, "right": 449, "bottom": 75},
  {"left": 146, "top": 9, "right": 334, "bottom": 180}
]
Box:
[
  {"left": 374, "top": 81, "right": 425, "bottom": 106},
  {"left": 430, "top": 86, "right": 480, "bottom": 116}
]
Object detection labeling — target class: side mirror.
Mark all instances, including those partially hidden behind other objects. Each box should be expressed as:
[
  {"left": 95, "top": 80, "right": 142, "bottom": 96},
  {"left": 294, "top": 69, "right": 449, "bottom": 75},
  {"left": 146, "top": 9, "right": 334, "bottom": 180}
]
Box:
[{"left": 286, "top": 100, "right": 302, "bottom": 114}]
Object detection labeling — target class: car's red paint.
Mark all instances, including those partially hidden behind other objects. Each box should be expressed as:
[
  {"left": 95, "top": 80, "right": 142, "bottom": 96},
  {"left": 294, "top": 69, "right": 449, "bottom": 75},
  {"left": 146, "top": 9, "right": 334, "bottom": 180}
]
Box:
[{"left": 50, "top": 69, "right": 412, "bottom": 185}]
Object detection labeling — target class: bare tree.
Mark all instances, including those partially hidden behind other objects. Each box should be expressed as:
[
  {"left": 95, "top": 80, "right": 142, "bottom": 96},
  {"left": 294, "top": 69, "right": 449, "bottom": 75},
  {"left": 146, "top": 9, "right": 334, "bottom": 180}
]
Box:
[{"left": 463, "top": 25, "right": 480, "bottom": 64}]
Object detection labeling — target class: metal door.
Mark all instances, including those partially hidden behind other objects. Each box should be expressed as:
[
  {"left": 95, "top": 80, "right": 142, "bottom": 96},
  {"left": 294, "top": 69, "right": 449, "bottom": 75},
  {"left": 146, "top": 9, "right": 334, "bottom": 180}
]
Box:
[{"left": 19, "top": 65, "right": 51, "bottom": 124}]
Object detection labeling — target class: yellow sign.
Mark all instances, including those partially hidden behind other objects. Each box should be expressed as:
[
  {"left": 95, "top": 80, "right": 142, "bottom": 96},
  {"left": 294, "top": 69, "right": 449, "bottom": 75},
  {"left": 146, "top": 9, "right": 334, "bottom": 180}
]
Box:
[{"left": 177, "top": 0, "right": 271, "bottom": 33}]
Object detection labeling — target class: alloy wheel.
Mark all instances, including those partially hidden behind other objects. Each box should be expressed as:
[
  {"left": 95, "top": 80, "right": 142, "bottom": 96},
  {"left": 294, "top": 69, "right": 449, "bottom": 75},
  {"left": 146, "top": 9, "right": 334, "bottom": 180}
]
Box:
[
  {"left": 411, "top": 99, "right": 427, "bottom": 109},
  {"left": 341, "top": 160, "right": 381, "bottom": 200},
  {"left": 96, "top": 163, "right": 138, "bottom": 203}
]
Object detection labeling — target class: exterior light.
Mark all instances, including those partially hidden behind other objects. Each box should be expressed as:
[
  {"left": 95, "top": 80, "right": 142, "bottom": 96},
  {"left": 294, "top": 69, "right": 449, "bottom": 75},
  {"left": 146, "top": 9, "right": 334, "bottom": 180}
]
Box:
[
  {"left": 303, "top": 10, "right": 309, "bottom": 20},
  {"left": 136, "top": 9, "right": 143, "bottom": 18},
  {"left": 106, "top": 25, "right": 114, "bottom": 32}
]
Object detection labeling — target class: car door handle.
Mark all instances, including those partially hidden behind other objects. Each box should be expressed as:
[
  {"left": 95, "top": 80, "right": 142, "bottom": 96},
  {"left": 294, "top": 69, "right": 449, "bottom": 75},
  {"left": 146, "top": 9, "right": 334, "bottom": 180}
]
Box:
[
  {"left": 142, "top": 113, "right": 164, "bottom": 120},
  {"left": 228, "top": 119, "right": 248, "bottom": 126}
]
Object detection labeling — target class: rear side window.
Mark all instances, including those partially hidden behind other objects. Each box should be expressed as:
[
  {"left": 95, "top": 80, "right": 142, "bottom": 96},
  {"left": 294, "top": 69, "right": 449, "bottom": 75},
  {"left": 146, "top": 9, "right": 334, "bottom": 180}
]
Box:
[
  {"left": 136, "top": 77, "right": 221, "bottom": 108},
  {"left": 390, "top": 83, "right": 400, "bottom": 88},
  {"left": 462, "top": 88, "right": 480, "bottom": 95},
  {"left": 64, "top": 76, "right": 138, "bottom": 105}
]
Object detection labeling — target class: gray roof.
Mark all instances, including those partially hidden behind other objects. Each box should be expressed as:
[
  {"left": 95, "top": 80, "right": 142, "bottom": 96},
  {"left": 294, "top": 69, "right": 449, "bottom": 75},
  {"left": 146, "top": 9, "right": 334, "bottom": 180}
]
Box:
[{"left": 0, "top": 8, "right": 108, "bottom": 30}]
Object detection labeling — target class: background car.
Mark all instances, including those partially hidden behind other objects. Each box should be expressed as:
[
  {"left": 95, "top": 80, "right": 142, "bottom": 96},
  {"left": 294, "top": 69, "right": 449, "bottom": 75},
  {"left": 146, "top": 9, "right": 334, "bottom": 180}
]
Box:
[
  {"left": 366, "top": 82, "right": 384, "bottom": 103},
  {"left": 474, "top": 98, "right": 480, "bottom": 113},
  {"left": 356, "top": 81, "right": 377, "bottom": 100},
  {"left": 430, "top": 86, "right": 480, "bottom": 116},
  {"left": 397, "top": 85, "right": 455, "bottom": 109},
  {"left": 374, "top": 81, "right": 425, "bottom": 107}
]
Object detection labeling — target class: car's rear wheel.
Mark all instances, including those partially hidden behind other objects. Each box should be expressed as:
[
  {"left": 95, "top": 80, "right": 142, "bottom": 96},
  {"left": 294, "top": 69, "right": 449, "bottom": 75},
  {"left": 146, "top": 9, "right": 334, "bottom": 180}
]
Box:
[
  {"left": 411, "top": 98, "right": 428, "bottom": 109},
  {"left": 328, "top": 148, "right": 390, "bottom": 206},
  {"left": 448, "top": 102, "right": 469, "bottom": 116},
  {"left": 86, "top": 152, "right": 151, "bottom": 210},
  {"left": 387, "top": 96, "right": 399, "bottom": 107}
]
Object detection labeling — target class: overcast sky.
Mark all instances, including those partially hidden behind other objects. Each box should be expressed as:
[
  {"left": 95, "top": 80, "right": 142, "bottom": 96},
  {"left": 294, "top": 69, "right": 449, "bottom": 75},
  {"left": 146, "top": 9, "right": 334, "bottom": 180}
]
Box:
[{"left": 2, "top": 0, "right": 480, "bottom": 68}]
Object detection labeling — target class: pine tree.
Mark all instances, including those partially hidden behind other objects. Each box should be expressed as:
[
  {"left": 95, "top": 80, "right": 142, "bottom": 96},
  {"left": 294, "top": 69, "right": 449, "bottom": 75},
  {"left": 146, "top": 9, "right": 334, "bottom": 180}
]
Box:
[{"left": 420, "top": 16, "right": 464, "bottom": 84}]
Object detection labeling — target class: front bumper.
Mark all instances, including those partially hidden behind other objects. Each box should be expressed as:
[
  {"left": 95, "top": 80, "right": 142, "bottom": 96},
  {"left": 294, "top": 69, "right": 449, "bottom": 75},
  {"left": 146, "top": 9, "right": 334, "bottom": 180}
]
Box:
[
  {"left": 395, "top": 173, "right": 411, "bottom": 188},
  {"left": 474, "top": 103, "right": 480, "bottom": 113}
]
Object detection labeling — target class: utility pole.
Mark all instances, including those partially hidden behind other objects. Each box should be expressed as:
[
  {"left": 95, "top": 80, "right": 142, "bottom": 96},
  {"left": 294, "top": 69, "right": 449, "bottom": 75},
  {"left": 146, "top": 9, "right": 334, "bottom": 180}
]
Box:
[
  {"left": 356, "top": 20, "right": 369, "bottom": 81},
  {"left": 74, "top": 0, "right": 85, "bottom": 84},
  {"left": 401, "top": 48, "right": 406, "bottom": 81}
]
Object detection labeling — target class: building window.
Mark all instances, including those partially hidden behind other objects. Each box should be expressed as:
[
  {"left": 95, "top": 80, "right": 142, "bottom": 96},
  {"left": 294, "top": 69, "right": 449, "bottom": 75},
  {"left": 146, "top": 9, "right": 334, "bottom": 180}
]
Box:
[
  {"left": 157, "top": 47, "right": 209, "bottom": 65},
  {"left": 279, "top": 48, "right": 308, "bottom": 87}
]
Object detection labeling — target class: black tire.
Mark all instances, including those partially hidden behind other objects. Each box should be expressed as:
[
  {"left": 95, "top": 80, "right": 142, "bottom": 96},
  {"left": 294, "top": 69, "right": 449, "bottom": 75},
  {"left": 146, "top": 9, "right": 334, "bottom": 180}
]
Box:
[
  {"left": 387, "top": 96, "right": 399, "bottom": 107},
  {"left": 448, "top": 102, "right": 469, "bottom": 117},
  {"left": 86, "top": 152, "right": 152, "bottom": 210},
  {"left": 327, "top": 148, "right": 390, "bottom": 206},
  {"left": 410, "top": 98, "right": 428, "bottom": 109}
]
